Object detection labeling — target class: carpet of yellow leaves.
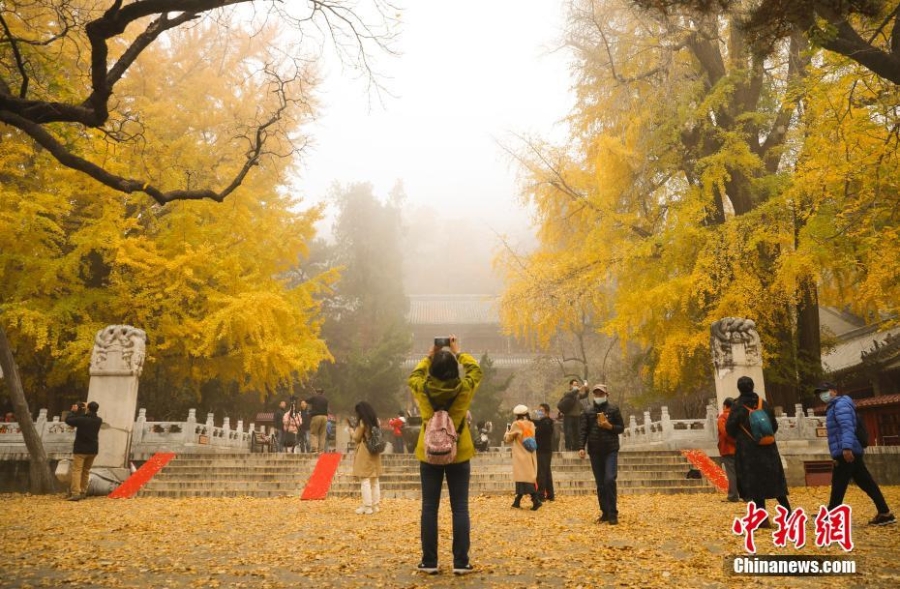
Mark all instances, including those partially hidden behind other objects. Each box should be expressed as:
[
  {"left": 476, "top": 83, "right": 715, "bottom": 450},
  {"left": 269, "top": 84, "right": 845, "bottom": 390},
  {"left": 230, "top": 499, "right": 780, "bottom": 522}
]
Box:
[{"left": 1, "top": 486, "right": 898, "bottom": 588}]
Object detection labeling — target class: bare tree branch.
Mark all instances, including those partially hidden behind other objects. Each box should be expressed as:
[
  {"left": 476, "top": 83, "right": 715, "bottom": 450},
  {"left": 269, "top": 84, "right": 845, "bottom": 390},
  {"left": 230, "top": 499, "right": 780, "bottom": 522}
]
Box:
[{"left": 0, "top": 0, "right": 397, "bottom": 204}]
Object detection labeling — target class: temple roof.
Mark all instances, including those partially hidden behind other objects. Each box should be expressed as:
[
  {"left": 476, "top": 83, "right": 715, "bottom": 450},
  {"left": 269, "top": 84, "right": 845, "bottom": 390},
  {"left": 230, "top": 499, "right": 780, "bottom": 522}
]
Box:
[
  {"left": 407, "top": 295, "right": 499, "bottom": 325},
  {"left": 822, "top": 324, "right": 900, "bottom": 375}
]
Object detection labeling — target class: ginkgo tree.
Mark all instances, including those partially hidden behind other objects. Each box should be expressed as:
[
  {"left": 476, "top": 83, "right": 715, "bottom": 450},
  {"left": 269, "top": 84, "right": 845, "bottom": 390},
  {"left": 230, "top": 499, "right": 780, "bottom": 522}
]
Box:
[
  {"left": 0, "top": 15, "right": 344, "bottom": 492},
  {"left": 501, "top": 0, "right": 822, "bottom": 409},
  {"left": 634, "top": 1, "right": 900, "bottom": 85},
  {"left": 0, "top": 0, "right": 397, "bottom": 202}
]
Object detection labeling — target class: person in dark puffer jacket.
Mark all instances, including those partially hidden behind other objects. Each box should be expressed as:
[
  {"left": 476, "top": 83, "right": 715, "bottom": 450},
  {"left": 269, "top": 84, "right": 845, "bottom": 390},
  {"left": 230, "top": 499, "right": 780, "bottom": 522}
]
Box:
[
  {"left": 578, "top": 384, "right": 624, "bottom": 525},
  {"left": 818, "top": 382, "right": 895, "bottom": 526}
]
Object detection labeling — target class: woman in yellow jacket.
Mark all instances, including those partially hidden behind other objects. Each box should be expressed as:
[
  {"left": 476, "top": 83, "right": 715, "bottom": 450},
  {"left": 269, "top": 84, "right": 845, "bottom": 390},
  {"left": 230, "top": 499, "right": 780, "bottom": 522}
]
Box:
[
  {"left": 504, "top": 405, "right": 541, "bottom": 510},
  {"left": 351, "top": 401, "right": 383, "bottom": 515},
  {"left": 407, "top": 335, "right": 483, "bottom": 575}
]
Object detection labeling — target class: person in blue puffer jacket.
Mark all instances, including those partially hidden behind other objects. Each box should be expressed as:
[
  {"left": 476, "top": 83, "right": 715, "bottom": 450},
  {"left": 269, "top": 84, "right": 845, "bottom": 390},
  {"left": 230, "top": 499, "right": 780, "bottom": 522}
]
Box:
[{"left": 818, "top": 382, "right": 895, "bottom": 526}]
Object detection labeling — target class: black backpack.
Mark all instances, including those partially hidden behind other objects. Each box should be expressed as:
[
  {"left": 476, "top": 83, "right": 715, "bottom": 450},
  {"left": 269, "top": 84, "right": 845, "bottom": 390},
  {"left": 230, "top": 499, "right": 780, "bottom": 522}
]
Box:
[
  {"left": 557, "top": 392, "right": 577, "bottom": 414},
  {"left": 365, "top": 425, "right": 387, "bottom": 454}
]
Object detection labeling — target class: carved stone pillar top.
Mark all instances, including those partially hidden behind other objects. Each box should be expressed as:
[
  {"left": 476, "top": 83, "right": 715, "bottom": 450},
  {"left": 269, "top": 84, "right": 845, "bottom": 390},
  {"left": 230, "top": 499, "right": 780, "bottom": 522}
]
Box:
[
  {"left": 711, "top": 317, "right": 762, "bottom": 375},
  {"left": 90, "top": 325, "right": 147, "bottom": 377}
]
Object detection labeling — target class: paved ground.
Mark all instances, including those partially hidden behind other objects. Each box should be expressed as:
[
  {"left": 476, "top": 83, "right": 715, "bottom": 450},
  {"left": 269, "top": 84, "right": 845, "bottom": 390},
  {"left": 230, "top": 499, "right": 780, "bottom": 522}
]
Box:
[{"left": 1, "top": 486, "right": 898, "bottom": 588}]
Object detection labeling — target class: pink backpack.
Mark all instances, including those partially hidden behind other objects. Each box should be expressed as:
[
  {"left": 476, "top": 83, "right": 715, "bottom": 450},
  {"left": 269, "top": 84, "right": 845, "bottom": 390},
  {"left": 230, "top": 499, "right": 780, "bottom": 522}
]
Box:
[{"left": 423, "top": 389, "right": 462, "bottom": 465}]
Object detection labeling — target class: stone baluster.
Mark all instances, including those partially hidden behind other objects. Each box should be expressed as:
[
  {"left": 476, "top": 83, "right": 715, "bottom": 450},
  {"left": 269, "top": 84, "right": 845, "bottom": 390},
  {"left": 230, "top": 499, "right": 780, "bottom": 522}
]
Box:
[
  {"left": 706, "top": 401, "right": 718, "bottom": 441},
  {"left": 643, "top": 410, "right": 652, "bottom": 442},
  {"left": 236, "top": 419, "right": 245, "bottom": 447},
  {"left": 185, "top": 409, "right": 197, "bottom": 442},
  {"left": 660, "top": 406, "right": 673, "bottom": 441},
  {"left": 794, "top": 403, "right": 806, "bottom": 437},
  {"left": 223, "top": 417, "right": 232, "bottom": 446},
  {"left": 36, "top": 408, "right": 48, "bottom": 441},
  {"left": 629, "top": 415, "right": 637, "bottom": 442},
  {"left": 134, "top": 408, "right": 147, "bottom": 444}
]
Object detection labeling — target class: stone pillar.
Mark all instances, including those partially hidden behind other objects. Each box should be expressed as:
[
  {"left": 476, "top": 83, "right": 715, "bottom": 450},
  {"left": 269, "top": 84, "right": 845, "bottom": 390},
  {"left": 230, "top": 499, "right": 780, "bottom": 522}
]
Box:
[
  {"left": 87, "top": 325, "right": 146, "bottom": 468},
  {"left": 36, "top": 408, "right": 48, "bottom": 439},
  {"left": 185, "top": 409, "right": 197, "bottom": 443},
  {"left": 133, "top": 408, "right": 147, "bottom": 444},
  {"left": 710, "top": 317, "right": 766, "bottom": 408},
  {"left": 660, "top": 406, "right": 673, "bottom": 439},
  {"left": 706, "top": 401, "right": 718, "bottom": 441},
  {"left": 794, "top": 403, "right": 806, "bottom": 437}
]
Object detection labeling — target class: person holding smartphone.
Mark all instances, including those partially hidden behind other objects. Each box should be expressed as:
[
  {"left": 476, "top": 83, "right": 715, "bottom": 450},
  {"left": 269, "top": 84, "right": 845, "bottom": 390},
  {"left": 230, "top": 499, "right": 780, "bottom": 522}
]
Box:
[
  {"left": 64, "top": 401, "right": 102, "bottom": 501},
  {"left": 578, "top": 384, "right": 624, "bottom": 524}
]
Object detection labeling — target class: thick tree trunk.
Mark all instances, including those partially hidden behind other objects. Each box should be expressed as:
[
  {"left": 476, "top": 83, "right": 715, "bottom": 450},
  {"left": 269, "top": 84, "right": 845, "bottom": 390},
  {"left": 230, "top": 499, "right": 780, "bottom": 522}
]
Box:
[
  {"left": 796, "top": 278, "right": 822, "bottom": 400},
  {"left": 0, "top": 325, "right": 59, "bottom": 494}
]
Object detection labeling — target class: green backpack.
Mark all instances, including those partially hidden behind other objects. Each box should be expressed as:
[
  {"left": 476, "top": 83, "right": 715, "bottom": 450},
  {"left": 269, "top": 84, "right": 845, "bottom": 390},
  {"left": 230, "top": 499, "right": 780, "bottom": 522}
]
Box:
[{"left": 741, "top": 398, "right": 775, "bottom": 445}]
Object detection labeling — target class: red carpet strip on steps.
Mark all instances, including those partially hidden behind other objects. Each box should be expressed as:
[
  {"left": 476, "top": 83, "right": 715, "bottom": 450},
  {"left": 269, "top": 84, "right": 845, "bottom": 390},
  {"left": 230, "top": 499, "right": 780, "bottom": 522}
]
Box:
[
  {"left": 681, "top": 448, "right": 729, "bottom": 492},
  {"left": 108, "top": 452, "right": 176, "bottom": 499},
  {"left": 301, "top": 452, "right": 344, "bottom": 500}
]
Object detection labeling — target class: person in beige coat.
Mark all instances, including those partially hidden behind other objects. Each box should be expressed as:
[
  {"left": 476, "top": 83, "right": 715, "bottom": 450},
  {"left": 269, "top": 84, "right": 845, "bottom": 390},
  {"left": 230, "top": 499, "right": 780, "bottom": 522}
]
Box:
[
  {"left": 351, "top": 401, "right": 384, "bottom": 514},
  {"left": 503, "top": 405, "right": 541, "bottom": 510}
]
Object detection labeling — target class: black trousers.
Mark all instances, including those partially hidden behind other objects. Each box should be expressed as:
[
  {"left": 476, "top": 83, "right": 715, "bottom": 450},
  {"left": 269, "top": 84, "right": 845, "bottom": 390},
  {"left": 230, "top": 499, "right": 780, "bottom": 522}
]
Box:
[
  {"left": 563, "top": 416, "right": 580, "bottom": 451},
  {"left": 536, "top": 451, "right": 555, "bottom": 499},
  {"left": 828, "top": 454, "right": 889, "bottom": 513}
]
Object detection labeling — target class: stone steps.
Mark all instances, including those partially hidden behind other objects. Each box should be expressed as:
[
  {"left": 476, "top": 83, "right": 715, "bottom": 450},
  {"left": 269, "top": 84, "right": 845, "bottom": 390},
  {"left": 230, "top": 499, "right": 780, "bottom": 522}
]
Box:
[{"left": 135, "top": 450, "right": 716, "bottom": 498}]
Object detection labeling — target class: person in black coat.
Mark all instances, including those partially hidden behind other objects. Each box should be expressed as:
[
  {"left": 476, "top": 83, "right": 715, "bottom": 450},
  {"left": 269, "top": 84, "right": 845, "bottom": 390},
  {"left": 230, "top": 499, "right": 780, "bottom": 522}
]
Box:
[
  {"left": 578, "top": 384, "right": 625, "bottom": 525},
  {"left": 273, "top": 400, "right": 287, "bottom": 452},
  {"left": 64, "top": 401, "right": 102, "bottom": 501},
  {"left": 534, "top": 403, "right": 556, "bottom": 501},
  {"left": 725, "top": 376, "right": 791, "bottom": 525}
]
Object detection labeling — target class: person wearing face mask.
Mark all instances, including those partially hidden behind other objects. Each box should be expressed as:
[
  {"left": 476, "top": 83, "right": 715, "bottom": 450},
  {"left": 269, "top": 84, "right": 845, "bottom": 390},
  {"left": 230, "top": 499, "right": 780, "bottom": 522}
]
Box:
[
  {"left": 817, "top": 382, "right": 895, "bottom": 526},
  {"left": 534, "top": 403, "right": 556, "bottom": 502},
  {"left": 578, "top": 384, "right": 624, "bottom": 524}
]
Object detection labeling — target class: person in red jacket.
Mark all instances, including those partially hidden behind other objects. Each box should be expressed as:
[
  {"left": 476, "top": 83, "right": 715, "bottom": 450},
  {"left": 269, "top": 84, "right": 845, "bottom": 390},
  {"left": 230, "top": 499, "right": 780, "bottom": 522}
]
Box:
[
  {"left": 388, "top": 411, "right": 407, "bottom": 454},
  {"left": 717, "top": 397, "right": 739, "bottom": 502}
]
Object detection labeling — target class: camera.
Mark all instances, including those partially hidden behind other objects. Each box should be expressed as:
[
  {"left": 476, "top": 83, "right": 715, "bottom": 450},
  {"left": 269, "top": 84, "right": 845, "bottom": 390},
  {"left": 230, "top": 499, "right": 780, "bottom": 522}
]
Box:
[{"left": 434, "top": 337, "right": 451, "bottom": 347}]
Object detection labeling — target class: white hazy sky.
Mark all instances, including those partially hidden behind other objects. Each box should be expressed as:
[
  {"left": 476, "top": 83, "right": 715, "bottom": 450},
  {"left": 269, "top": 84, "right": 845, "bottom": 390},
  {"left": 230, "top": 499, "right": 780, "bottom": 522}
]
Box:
[{"left": 294, "top": 0, "right": 575, "bottom": 234}]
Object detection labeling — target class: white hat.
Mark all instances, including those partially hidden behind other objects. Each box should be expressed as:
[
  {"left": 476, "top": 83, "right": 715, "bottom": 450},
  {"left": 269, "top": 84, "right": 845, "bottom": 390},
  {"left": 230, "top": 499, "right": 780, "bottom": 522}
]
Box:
[{"left": 513, "top": 404, "right": 529, "bottom": 415}]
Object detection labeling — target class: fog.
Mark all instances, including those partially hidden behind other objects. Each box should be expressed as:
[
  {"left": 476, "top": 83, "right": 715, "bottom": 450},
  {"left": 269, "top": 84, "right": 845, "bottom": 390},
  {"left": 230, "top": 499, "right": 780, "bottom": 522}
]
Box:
[{"left": 295, "top": 0, "right": 573, "bottom": 294}]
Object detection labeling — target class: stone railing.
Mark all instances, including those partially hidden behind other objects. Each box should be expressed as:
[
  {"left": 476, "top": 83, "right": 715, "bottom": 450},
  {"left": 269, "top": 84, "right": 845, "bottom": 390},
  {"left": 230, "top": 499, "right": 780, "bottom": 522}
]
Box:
[
  {"left": 621, "top": 403, "right": 827, "bottom": 451},
  {"left": 0, "top": 408, "right": 263, "bottom": 458}
]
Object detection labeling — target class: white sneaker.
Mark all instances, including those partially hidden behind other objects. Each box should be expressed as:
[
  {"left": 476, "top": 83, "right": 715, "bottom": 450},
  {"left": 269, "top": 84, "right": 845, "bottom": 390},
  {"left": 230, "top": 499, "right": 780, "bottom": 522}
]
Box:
[
  {"left": 373, "top": 504, "right": 381, "bottom": 513},
  {"left": 355, "top": 506, "right": 374, "bottom": 515}
]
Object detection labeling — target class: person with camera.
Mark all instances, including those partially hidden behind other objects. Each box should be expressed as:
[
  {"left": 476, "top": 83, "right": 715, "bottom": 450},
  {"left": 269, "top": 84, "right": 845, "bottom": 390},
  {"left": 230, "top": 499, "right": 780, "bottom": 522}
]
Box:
[
  {"left": 306, "top": 388, "right": 329, "bottom": 453},
  {"left": 578, "top": 384, "right": 624, "bottom": 524},
  {"left": 558, "top": 379, "right": 587, "bottom": 451},
  {"left": 282, "top": 400, "right": 302, "bottom": 453},
  {"left": 65, "top": 401, "right": 102, "bottom": 501},
  {"left": 408, "top": 335, "right": 483, "bottom": 575}
]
